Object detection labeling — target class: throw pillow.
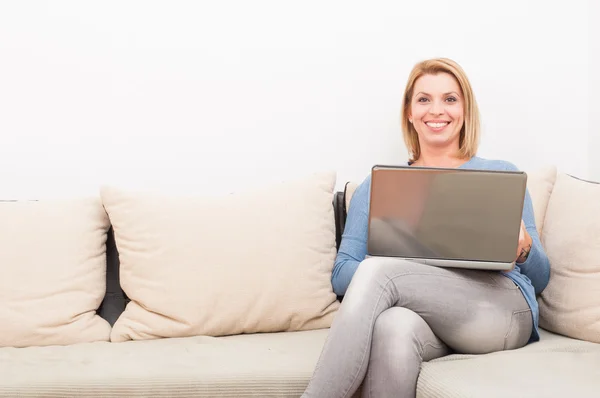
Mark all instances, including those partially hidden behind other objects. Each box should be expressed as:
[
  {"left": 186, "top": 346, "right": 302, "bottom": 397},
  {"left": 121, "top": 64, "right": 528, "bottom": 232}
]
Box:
[
  {"left": 344, "top": 182, "right": 359, "bottom": 214},
  {"left": 525, "top": 166, "right": 557, "bottom": 237},
  {"left": 0, "top": 198, "right": 112, "bottom": 347},
  {"left": 538, "top": 173, "right": 600, "bottom": 343},
  {"left": 101, "top": 172, "right": 340, "bottom": 342}
]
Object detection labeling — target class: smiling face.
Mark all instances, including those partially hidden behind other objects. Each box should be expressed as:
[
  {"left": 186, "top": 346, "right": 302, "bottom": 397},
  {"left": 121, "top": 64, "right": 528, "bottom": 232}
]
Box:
[{"left": 409, "top": 72, "right": 465, "bottom": 155}]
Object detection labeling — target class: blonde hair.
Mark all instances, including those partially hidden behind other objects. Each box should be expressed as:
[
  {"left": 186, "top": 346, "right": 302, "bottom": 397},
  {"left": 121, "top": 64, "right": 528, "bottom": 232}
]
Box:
[{"left": 401, "top": 58, "right": 480, "bottom": 163}]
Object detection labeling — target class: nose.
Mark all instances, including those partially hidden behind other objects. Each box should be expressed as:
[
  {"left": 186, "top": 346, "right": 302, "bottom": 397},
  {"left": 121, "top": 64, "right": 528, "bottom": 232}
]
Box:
[{"left": 429, "top": 100, "right": 444, "bottom": 115}]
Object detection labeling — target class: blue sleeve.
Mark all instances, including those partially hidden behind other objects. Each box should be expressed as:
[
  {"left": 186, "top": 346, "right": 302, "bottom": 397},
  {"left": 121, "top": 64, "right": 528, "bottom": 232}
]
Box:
[
  {"left": 503, "top": 162, "right": 551, "bottom": 295},
  {"left": 331, "top": 176, "right": 371, "bottom": 296},
  {"left": 516, "top": 189, "right": 551, "bottom": 295}
]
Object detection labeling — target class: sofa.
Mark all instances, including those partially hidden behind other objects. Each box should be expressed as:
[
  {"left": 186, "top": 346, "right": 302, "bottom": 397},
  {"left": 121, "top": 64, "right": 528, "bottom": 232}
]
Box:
[{"left": 1, "top": 165, "right": 599, "bottom": 397}]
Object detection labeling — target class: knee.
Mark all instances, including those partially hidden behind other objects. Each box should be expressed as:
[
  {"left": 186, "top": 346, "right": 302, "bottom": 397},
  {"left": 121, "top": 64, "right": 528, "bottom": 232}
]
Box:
[
  {"left": 347, "top": 257, "right": 391, "bottom": 294},
  {"left": 356, "top": 256, "right": 387, "bottom": 276},
  {"left": 353, "top": 257, "right": 403, "bottom": 285},
  {"left": 350, "top": 257, "right": 421, "bottom": 292},
  {"left": 373, "top": 307, "right": 424, "bottom": 350}
]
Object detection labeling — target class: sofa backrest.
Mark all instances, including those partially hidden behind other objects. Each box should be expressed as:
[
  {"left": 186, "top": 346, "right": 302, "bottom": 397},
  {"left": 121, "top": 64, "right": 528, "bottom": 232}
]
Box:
[{"left": 98, "top": 167, "right": 600, "bottom": 348}]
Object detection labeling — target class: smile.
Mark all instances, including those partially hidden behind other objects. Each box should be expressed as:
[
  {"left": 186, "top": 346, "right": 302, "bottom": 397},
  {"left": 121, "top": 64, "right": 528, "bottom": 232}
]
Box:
[{"left": 425, "top": 121, "right": 450, "bottom": 128}]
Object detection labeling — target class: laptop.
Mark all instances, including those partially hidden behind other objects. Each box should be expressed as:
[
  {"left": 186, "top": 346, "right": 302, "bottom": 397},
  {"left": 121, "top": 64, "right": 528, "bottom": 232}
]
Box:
[{"left": 367, "top": 164, "right": 528, "bottom": 271}]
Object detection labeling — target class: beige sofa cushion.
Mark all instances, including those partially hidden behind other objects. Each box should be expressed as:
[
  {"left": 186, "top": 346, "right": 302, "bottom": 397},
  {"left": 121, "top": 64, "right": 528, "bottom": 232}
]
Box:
[
  {"left": 418, "top": 329, "right": 600, "bottom": 397},
  {"left": 0, "top": 328, "right": 329, "bottom": 397},
  {"left": 0, "top": 198, "right": 111, "bottom": 348},
  {"left": 525, "top": 165, "right": 557, "bottom": 236},
  {"left": 538, "top": 173, "right": 600, "bottom": 343},
  {"left": 101, "top": 172, "right": 340, "bottom": 342},
  {"left": 344, "top": 182, "right": 359, "bottom": 213}
]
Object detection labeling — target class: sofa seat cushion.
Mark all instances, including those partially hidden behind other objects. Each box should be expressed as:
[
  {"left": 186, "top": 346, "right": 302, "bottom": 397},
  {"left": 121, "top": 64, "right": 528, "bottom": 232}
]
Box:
[
  {"left": 417, "top": 329, "right": 600, "bottom": 398},
  {"left": 0, "top": 329, "right": 329, "bottom": 397}
]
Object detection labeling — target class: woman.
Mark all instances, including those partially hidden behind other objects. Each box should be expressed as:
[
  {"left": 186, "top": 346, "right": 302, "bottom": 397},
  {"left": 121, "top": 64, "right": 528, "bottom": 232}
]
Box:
[{"left": 301, "top": 58, "right": 551, "bottom": 398}]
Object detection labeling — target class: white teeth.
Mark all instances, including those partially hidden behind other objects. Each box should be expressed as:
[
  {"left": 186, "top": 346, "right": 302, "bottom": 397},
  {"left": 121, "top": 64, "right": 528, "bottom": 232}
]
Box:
[{"left": 426, "top": 122, "right": 449, "bottom": 128}]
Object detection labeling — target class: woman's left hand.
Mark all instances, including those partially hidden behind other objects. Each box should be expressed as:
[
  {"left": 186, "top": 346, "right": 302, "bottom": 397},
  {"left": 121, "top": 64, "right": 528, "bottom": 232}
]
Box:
[{"left": 516, "top": 220, "right": 533, "bottom": 263}]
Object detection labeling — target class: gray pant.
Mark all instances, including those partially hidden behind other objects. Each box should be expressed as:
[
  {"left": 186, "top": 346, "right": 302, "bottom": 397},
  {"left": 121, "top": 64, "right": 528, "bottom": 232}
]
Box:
[{"left": 302, "top": 257, "right": 533, "bottom": 398}]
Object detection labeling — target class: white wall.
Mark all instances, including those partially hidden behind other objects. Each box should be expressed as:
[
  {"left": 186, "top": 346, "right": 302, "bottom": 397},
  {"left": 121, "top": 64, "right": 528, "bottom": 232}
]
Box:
[{"left": 0, "top": 0, "right": 592, "bottom": 198}]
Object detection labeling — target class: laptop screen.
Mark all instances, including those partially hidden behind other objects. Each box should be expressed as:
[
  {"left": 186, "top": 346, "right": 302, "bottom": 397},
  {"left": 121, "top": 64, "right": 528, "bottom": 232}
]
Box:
[{"left": 368, "top": 166, "right": 526, "bottom": 263}]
